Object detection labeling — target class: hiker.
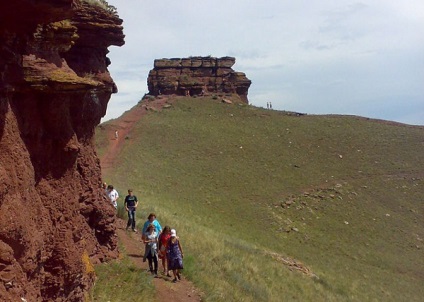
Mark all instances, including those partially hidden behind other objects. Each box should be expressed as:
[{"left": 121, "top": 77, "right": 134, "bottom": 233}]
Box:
[
  {"left": 142, "top": 213, "right": 162, "bottom": 238},
  {"left": 158, "top": 226, "right": 172, "bottom": 277},
  {"left": 115, "top": 130, "right": 118, "bottom": 139},
  {"left": 102, "top": 182, "right": 108, "bottom": 198},
  {"left": 106, "top": 185, "right": 119, "bottom": 208},
  {"left": 124, "top": 189, "right": 138, "bottom": 232},
  {"left": 144, "top": 224, "right": 159, "bottom": 276},
  {"left": 167, "top": 229, "right": 184, "bottom": 283},
  {"left": 142, "top": 213, "right": 162, "bottom": 262}
]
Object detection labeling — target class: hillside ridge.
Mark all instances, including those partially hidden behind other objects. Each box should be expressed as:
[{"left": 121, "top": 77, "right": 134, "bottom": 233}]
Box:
[{"left": 97, "top": 96, "right": 424, "bottom": 301}]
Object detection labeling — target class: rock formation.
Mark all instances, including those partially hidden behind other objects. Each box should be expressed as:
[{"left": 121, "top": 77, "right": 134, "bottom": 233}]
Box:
[
  {"left": 147, "top": 56, "right": 252, "bottom": 103},
  {"left": 0, "top": 1, "right": 124, "bottom": 301}
]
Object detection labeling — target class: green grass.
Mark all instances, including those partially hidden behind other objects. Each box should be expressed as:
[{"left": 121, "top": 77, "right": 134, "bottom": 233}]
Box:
[
  {"left": 90, "top": 243, "right": 155, "bottom": 302},
  {"left": 96, "top": 96, "right": 424, "bottom": 301},
  {"left": 95, "top": 124, "right": 112, "bottom": 159}
]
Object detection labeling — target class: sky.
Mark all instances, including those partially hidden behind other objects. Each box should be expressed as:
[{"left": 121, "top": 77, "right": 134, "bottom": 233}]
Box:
[{"left": 103, "top": 0, "right": 424, "bottom": 126}]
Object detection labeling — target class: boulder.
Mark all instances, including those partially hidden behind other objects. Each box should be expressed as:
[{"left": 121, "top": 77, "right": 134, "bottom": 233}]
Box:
[{"left": 147, "top": 56, "right": 252, "bottom": 103}]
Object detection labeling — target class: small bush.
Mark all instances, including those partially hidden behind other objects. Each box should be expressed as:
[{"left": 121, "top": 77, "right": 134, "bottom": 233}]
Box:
[{"left": 82, "top": 0, "right": 118, "bottom": 15}]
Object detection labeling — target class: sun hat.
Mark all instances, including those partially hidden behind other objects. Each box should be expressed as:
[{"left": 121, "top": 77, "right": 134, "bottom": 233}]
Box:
[{"left": 171, "top": 229, "right": 177, "bottom": 237}]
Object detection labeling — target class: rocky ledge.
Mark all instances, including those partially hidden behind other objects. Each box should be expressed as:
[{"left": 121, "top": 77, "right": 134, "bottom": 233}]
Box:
[
  {"left": 0, "top": 1, "right": 124, "bottom": 301},
  {"left": 147, "top": 56, "right": 252, "bottom": 103}
]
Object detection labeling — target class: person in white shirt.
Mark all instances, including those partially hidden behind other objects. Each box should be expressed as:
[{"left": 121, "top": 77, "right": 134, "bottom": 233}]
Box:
[
  {"left": 106, "top": 185, "right": 119, "bottom": 208},
  {"left": 144, "top": 224, "right": 159, "bottom": 276}
]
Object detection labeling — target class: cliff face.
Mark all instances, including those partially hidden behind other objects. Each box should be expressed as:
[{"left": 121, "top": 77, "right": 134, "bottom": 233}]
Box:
[
  {"left": 0, "top": 1, "right": 124, "bottom": 301},
  {"left": 147, "top": 56, "right": 252, "bottom": 103}
]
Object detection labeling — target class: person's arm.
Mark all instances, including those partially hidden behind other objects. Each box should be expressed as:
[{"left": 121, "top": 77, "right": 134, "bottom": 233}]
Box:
[
  {"left": 178, "top": 240, "right": 184, "bottom": 258},
  {"left": 156, "top": 221, "right": 162, "bottom": 236},
  {"left": 134, "top": 196, "right": 138, "bottom": 209},
  {"left": 166, "top": 239, "right": 171, "bottom": 254},
  {"left": 141, "top": 222, "right": 147, "bottom": 241}
]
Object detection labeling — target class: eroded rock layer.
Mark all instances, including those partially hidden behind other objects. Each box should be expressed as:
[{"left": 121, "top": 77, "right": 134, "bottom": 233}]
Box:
[
  {"left": 147, "top": 56, "right": 252, "bottom": 103},
  {"left": 0, "top": 1, "right": 124, "bottom": 301}
]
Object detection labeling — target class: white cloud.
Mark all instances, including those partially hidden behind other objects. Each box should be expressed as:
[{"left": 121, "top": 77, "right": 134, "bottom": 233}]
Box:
[{"left": 103, "top": 0, "right": 424, "bottom": 125}]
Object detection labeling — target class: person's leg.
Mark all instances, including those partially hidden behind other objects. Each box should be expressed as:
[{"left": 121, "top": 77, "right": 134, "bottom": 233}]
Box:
[
  {"left": 143, "top": 244, "right": 148, "bottom": 262},
  {"left": 165, "top": 255, "right": 170, "bottom": 276},
  {"left": 129, "top": 209, "right": 136, "bottom": 231},
  {"left": 147, "top": 252, "right": 153, "bottom": 273},
  {"left": 176, "top": 256, "right": 182, "bottom": 279},
  {"left": 131, "top": 209, "right": 136, "bottom": 230},
  {"left": 161, "top": 256, "right": 166, "bottom": 274},
  {"left": 126, "top": 210, "right": 131, "bottom": 230},
  {"left": 172, "top": 268, "right": 177, "bottom": 282},
  {"left": 153, "top": 254, "right": 158, "bottom": 276},
  {"left": 169, "top": 259, "right": 177, "bottom": 281}
]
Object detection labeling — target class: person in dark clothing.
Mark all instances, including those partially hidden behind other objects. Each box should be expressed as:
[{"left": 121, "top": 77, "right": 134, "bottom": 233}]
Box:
[{"left": 124, "top": 189, "right": 138, "bottom": 232}]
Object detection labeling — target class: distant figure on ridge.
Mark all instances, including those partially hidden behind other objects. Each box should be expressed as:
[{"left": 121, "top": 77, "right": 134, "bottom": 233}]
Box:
[
  {"left": 115, "top": 130, "right": 118, "bottom": 140},
  {"left": 270, "top": 102, "right": 273, "bottom": 109},
  {"left": 266, "top": 102, "right": 269, "bottom": 109},
  {"left": 124, "top": 189, "right": 138, "bottom": 232}
]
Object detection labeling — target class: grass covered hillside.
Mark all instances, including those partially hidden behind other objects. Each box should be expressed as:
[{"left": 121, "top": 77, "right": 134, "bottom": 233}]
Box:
[{"left": 96, "top": 96, "right": 424, "bottom": 301}]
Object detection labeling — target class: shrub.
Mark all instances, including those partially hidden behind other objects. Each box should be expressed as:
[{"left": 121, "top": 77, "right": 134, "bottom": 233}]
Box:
[{"left": 82, "top": 0, "right": 118, "bottom": 15}]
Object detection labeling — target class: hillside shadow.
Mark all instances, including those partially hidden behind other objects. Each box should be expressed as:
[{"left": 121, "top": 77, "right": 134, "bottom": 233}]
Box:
[
  {"left": 127, "top": 253, "right": 143, "bottom": 258},
  {"left": 0, "top": 97, "right": 6, "bottom": 141},
  {"left": 9, "top": 93, "right": 77, "bottom": 183}
]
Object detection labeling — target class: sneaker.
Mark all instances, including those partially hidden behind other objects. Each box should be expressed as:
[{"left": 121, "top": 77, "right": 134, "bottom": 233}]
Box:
[
  {"left": 172, "top": 278, "right": 177, "bottom": 283},
  {"left": 177, "top": 273, "right": 181, "bottom": 280},
  {"left": 132, "top": 229, "right": 137, "bottom": 233}
]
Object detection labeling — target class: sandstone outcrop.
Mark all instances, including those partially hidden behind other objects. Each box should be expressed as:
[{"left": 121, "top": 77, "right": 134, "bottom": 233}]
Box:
[
  {"left": 0, "top": 1, "right": 124, "bottom": 301},
  {"left": 147, "top": 56, "right": 252, "bottom": 103}
]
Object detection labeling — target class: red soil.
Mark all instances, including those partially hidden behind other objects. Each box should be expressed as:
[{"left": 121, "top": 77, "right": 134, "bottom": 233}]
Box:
[{"left": 100, "top": 96, "right": 202, "bottom": 301}]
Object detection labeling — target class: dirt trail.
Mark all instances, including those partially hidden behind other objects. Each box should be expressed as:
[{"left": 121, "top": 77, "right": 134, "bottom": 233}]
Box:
[
  {"left": 100, "top": 96, "right": 202, "bottom": 301},
  {"left": 101, "top": 97, "right": 169, "bottom": 172},
  {"left": 116, "top": 219, "right": 202, "bottom": 302}
]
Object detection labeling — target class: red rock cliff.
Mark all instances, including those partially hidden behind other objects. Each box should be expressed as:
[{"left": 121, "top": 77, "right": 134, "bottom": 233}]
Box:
[
  {"left": 147, "top": 56, "right": 252, "bottom": 103},
  {"left": 0, "top": 1, "right": 124, "bottom": 301}
]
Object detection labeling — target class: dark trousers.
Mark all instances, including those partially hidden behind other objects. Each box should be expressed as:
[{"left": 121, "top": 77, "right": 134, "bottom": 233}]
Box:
[{"left": 147, "top": 251, "right": 158, "bottom": 274}]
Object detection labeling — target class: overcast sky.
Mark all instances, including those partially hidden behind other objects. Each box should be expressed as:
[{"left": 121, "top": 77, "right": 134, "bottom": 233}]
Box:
[{"left": 103, "top": 0, "right": 424, "bottom": 126}]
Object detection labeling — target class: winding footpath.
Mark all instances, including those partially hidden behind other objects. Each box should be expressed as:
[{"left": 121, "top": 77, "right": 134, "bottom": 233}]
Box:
[{"left": 100, "top": 96, "right": 202, "bottom": 301}]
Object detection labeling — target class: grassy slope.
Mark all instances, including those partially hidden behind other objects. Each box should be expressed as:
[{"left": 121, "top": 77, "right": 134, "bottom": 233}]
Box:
[{"left": 96, "top": 97, "right": 424, "bottom": 302}]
